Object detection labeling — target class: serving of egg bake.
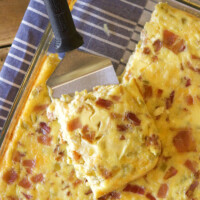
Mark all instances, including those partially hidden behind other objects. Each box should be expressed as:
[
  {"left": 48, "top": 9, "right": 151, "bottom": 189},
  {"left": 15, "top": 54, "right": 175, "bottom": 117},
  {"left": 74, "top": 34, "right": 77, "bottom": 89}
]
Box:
[{"left": 0, "top": 2, "right": 200, "bottom": 200}]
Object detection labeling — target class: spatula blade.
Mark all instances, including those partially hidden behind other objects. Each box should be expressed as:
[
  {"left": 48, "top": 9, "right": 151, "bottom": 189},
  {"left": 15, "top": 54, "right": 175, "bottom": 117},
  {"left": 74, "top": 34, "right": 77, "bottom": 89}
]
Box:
[{"left": 47, "top": 50, "right": 119, "bottom": 98}]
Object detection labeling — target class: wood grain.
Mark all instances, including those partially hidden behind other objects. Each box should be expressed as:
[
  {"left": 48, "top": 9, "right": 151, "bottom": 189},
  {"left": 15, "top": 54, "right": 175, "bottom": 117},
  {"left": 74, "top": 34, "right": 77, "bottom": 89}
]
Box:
[
  {"left": 0, "top": 0, "right": 30, "bottom": 46},
  {"left": 0, "top": 0, "right": 29, "bottom": 71},
  {"left": 0, "top": 47, "right": 10, "bottom": 71}
]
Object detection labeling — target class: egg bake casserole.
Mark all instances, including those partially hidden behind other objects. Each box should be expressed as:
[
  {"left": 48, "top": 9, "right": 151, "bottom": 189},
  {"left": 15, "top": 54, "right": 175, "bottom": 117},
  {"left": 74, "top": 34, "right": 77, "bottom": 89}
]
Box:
[{"left": 0, "top": 2, "right": 200, "bottom": 200}]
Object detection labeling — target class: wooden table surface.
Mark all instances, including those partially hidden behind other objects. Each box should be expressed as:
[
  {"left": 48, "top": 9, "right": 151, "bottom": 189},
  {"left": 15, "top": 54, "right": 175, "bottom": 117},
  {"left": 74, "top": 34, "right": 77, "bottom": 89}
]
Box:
[{"left": 0, "top": 0, "right": 30, "bottom": 71}]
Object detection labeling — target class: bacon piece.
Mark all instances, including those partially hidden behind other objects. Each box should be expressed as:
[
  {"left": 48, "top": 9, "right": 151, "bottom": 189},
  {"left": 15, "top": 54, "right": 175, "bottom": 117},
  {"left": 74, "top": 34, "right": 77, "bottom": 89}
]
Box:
[
  {"left": 84, "top": 179, "right": 88, "bottom": 183},
  {"left": 184, "top": 160, "right": 198, "bottom": 174},
  {"left": 26, "top": 168, "right": 32, "bottom": 174},
  {"left": 195, "top": 170, "right": 200, "bottom": 179},
  {"left": 123, "top": 184, "right": 145, "bottom": 195},
  {"left": 166, "top": 91, "right": 175, "bottom": 109},
  {"left": 152, "top": 55, "right": 158, "bottom": 62},
  {"left": 157, "top": 89, "right": 163, "bottom": 98},
  {"left": 82, "top": 125, "right": 89, "bottom": 134},
  {"left": 163, "top": 156, "right": 172, "bottom": 162},
  {"left": 31, "top": 173, "right": 43, "bottom": 183},
  {"left": 153, "top": 39, "right": 162, "bottom": 52},
  {"left": 109, "top": 192, "right": 121, "bottom": 199},
  {"left": 22, "top": 193, "right": 32, "bottom": 200},
  {"left": 145, "top": 134, "right": 159, "bottom": 146},
  {"left": 186, "top": 95, "right": 193, "bottom": 105},
  {"left": 120, "top": 135, "right": 126, "bottom": 140},
  {"left": 23, "top": 160, "right": 36, "bottom": 168},
  {"left": 82, "top": 132, "right": 95, "bottom": 143},
  {"left": 110, "top": 95, "right": 121, "bottom": 102},
  {"left": 85, "top": 189, "right": 92, "bottom": 195},
  {"left": 12, "top": 151, "right": 25, "bottom": 162},
  {"left": 180, "top": 63, "right": 184, "bottom": 70},
  {"left": 98, "top": 194, "right": 109, "bottom": 200},
  {"left": 184, "top": 77, "right": 191, "bottom": 87},
  {"left": 39, "top": 122, "right": 51, "bottom": 135},
  {"left": 143, "top": 47, "right": 151, "bottom": 54},
  {"left": 191, "top": 54, "right": 200, "bottom": 60},
  {"left": 173, "top": 129, "right": 196, "bottom": 152},
  {"left": 99, "top": 166, "right": 112, "bottom": 179},
  {"left": 73, "top": 179, "right": 82, "bottom": 187},
  {"left": 7, "top": 197, "right": 19, "bottom": 200},
  {"left": 98, "top": 192, "right": 121, "bottom": 200},
  {"left": 126, "top": 112, "right": 141, "bottom": 126},
  {"left": 67, "top": 117, "right": 82, "bottom": 132},
  {"left": 82, "top": 129, "right": 95, "bottom": 143},
  {"left": 55, "top": 155, "right": 63, "bottom": 161},
  {"left": 163, "top": 30, "right": 185, "bottom": 54},
  {"left": 33, "top": 104, "right": 48, "bottom": 112},
  {"left": 72, "top": 151, "right": 81, "bottom": 161},
  {"left": 96, "top": 98, "right": 113, "bottom": 109},
  {"left": 163, "top": 30, "right": 177, "bottom": 46},
  {"left": 81, "top": 125, "right": 95, "bottom": 143},
  {"left": 186, "top": 181, "right": 199, "bottom": 198},
  {"left": 183, "top": 108, "right": 189, "bottom": 112},
  {"left": 189, "top": 66, "right": 200, "bottom": 74},
  {"left": 67, "top": 191, "right": 71, "bottom": 196},
  {"left": 163, "top": 166, "right": 177, "bottom": 180},
  {"left": 37, "top": 135, "right": 52, "bottom": 145},
  {"left": 155, "top": 115, "right": 161, "bottom": 120},
  {"left": 171, "top": 39, "right": 186, "bottom": 54},
  {"left": 146, "top": 193, "right": 156, "bottom": 200},
  {"left": 157, "top": 183, "right": 168, "bottom": 198},
  {"left": 143, "top": 85, "right": 153, "bottom": 99},
  {"left": 117, "top": 124, "right": 127, "bottom": 132},
  {"left": 59, "top": 151, "right": 64, "bottom": 157},
  {"left": 3, "top": 169, "right": 18, "bottom": 184},
  {"left": 156, "top": 115, "right": 161, "bottom": 120},
  {"left": 187, "top": 61, "right": 200, "bottom": 74},
  {"left": 19, "top": 177, "right": 32, "bottom": 189}
]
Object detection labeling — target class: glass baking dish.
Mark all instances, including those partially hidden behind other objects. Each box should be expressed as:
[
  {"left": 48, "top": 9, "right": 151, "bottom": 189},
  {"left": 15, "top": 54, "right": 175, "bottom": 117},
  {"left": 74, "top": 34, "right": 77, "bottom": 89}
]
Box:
[{"left": 0, "top": 0, "right": 200, "bottom": 161}]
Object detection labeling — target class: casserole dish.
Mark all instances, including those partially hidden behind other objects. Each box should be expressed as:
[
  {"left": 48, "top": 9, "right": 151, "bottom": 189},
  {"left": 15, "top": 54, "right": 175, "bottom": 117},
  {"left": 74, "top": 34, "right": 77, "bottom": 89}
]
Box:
[
  {"left": 2, "top": 0, "right": 200, "bottom": 154},
  {"left": 0, "top": 0, "right": 200, "bottom": 199}
]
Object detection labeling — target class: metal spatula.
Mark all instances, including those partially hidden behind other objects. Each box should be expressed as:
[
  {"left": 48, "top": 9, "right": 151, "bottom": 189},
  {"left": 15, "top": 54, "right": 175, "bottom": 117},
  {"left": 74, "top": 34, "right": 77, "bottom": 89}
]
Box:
[{"left": 44, "top": 0, "right": 119, "bottom": 98}]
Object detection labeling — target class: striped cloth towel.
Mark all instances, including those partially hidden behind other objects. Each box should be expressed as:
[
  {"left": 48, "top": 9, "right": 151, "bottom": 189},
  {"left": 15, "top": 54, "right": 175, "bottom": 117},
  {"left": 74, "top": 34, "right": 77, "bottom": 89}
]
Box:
[{"left": 0, "top": 0, "right": 158, "bottom": 133}]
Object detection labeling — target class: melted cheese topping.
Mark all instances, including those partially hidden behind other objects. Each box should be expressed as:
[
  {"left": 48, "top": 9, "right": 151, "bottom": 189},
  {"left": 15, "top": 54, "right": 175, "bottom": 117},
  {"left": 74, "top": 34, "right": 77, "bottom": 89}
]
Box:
[
  {"left": 50, "top": 80, "right": 160, "bottom": 198},
  {"left": 0, "top": 2, "right": 200, "bottom": 200}
]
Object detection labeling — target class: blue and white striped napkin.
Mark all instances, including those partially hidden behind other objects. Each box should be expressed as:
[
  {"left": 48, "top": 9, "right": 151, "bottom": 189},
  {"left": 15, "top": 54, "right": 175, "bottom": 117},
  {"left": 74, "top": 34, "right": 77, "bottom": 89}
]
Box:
[{"left": 0, "top": 0, "right": 157, "bottom": 133}]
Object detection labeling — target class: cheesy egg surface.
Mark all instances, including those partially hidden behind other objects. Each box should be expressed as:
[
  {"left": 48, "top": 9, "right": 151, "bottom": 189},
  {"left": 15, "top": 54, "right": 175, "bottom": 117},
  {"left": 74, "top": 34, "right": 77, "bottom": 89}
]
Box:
[
  {"left": 49, "top": 80, "right": 161, "bottom": 198},
  {"left": 123, "top": 3, "right": 200, "bottom": 199}
]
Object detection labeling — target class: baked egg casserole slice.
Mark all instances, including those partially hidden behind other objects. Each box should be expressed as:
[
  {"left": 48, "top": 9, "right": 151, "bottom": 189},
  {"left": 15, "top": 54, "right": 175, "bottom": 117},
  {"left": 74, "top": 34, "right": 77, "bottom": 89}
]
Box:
[{"left": 49, "top": 80, "right": 161, "bottom": 198}]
